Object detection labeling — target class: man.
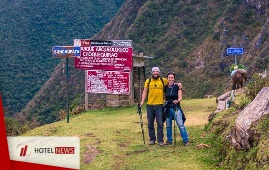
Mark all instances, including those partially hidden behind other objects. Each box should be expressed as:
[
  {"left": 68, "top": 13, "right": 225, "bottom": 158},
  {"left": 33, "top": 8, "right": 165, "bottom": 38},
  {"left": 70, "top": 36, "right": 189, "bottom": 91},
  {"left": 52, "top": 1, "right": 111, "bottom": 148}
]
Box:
[{"left": 140, "top": 67, "right": 168, "bottom": 146}]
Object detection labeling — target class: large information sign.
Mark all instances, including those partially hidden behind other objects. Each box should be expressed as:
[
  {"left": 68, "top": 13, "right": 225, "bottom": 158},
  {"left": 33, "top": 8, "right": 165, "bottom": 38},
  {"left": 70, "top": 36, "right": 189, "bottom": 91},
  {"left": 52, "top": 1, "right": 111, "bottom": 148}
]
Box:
[
  {"left": 86, "top": 70, "right": 130, "bottom": 95},
  {"left": 74, "top": 39, "right": 132, "bottom": 71}
]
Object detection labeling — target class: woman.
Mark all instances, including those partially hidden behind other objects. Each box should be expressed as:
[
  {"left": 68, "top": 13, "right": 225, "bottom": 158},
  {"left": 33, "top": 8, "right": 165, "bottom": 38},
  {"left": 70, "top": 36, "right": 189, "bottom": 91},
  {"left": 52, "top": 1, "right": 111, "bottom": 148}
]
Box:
[{"left": 164, "top": 71, "right": 189, "bottom": 146}]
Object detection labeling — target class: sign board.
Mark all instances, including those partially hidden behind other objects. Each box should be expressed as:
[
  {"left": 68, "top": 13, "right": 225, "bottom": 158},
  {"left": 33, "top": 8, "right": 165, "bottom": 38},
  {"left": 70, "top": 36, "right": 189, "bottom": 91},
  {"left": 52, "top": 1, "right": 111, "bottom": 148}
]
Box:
[
  {"left": 227, "top": 48, "right": 244, "bottom": 55},
  {"left": 52, "top": 46, "right": 80, "bottom": 58},
  {"left": 86, "top": 70, "right": 130, "bottom": 95},
  {"left": 74, "top": 39, "right": 132, "bottom": 71}
]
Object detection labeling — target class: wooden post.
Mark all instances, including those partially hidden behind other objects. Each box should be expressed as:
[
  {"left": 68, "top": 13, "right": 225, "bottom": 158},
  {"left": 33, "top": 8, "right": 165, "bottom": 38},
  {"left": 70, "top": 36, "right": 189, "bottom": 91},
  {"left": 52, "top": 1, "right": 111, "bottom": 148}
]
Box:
[{"left": 85, "top": 70, "right": 89, "bottom": 111}]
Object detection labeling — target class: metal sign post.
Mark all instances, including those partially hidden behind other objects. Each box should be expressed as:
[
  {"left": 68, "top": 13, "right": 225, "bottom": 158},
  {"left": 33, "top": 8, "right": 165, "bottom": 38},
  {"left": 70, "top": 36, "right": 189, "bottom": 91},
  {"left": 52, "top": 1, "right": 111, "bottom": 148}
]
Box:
[
  {"left": 227, "top": 48, "right": 244, "bottom": 65},
  {"left": 52, "top": 46, "right": 80, "bottom": 123},
  {"left": 66, "top": 57, "right": 69, "bottom": 123},
  {"left": 235, "top": 55, "right": 237, "bottom": 65}
]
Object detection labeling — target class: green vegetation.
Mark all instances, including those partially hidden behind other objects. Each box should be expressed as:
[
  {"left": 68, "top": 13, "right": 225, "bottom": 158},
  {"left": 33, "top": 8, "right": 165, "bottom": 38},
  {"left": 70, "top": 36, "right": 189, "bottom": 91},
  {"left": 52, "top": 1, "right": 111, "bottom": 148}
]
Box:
[
  {"left": 206, "top": 76, "right": 269, "bottom": 169},
  {"left": 129, "top": 0, "right": 225, "bottom": 68},
  {"left": 127, "top": 0, "right": 267, "bottom": 99},
  {"left": 207, "top": 104, "right": 269, "bottom": 169},
  {"left": 3, "top": 0, "right": 269, "bottom": 137},
  {"left": 246, "top": 73, "right": 269, "bottom": 100},
  {"left": 255, "top": 55, "right": 269, "bottom": 70},
  {"left": 20, "top": 74, "right": 269, "bottom": 169},
  {"left": 0, "top": 0, "right": 125, "bottom": 116},
  {"left": 23, "top": 98, "right": 224, "bottom": 170},
  {"left": 230, "top": 64, "right": 247, "bottom": 72}
]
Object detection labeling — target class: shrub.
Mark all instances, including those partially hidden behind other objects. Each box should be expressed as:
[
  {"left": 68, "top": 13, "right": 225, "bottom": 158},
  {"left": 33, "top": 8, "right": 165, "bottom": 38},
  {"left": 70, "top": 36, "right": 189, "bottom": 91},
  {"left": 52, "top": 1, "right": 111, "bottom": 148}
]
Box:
[
  {"left": 230, "top": 64, "right": 247, "bottom": 72},
  {"left": 212, "top": 31, "right": 220, "bottom": 40},
  {"left": 246, "top": 72, "right": 269, "bottom": 100},
  {"left": 255, "top": 56, "right": 269, "bottom": 70},
  {"left": 234, "top": 94, "right": 251, "bottom": 110}
]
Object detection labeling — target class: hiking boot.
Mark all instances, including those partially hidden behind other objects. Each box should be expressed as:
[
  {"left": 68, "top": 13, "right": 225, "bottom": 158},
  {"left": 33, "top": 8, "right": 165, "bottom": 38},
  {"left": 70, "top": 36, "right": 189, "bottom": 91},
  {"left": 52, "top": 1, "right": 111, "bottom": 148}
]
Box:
[
  {"left": 149, "top": 140, "right": 155, "bottom": 145},
  {"left": 165, "top": 141, "right": 173, "bottom": 145},
  {"left": 184, "top": 141, "right": 190, "bottom": 146},
  {"left": 158, "top": 142, "right": 165, "bottom": 146}
]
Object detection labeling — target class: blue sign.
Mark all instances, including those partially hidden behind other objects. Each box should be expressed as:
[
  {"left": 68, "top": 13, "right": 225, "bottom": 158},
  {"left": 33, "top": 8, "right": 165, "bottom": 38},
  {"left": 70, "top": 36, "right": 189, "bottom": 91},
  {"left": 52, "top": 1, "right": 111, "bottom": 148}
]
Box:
[
  {"left": 52, "top": 46, "right": 80, "bottom": 58},
  {"left": 227, "top": 48, "right": 244, "bottom": 55}
]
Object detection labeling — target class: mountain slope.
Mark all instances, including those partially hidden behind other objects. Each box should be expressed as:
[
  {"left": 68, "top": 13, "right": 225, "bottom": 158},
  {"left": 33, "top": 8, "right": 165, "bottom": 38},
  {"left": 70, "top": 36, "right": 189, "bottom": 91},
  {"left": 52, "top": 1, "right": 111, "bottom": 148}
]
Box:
[
  {"left": 15, "top": 0, "right": 269, "bottom": 130},
  {"left": 13, "top": 0, "right": 147, "bottom": 127},
  {"left": 0, "top": 0, "right": 125, "bottom": 116}
]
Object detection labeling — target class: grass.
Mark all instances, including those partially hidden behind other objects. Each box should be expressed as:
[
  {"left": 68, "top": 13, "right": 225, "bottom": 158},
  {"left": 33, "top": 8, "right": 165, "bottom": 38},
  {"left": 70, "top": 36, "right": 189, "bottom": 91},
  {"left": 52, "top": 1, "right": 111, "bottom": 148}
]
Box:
[{"left": 23, "top": 98, "right": 224, "bottom": 170}]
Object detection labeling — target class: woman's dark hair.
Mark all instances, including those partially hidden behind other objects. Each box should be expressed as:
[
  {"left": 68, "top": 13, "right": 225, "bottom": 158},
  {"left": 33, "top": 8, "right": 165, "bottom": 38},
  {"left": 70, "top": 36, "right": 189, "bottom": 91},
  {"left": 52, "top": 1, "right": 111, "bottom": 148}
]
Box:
[{"left": 167, "top": 71, "right": 175, "bottom": 78}]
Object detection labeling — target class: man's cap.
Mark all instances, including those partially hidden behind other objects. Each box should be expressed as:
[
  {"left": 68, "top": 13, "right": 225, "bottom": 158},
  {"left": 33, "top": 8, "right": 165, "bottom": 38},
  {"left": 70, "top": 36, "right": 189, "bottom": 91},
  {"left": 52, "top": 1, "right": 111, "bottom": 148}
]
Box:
[{"left": 151, "top": 67, "right": 160, "bottom": 72}]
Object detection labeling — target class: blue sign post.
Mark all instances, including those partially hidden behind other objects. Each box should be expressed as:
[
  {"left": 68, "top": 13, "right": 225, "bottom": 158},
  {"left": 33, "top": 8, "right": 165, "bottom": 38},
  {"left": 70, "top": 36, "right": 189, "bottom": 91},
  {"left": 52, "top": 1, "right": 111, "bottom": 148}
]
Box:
[
  {"left": 52, "top": 46, "right": 80, "bottom": 123},
  {"left": 227, "top": 48, "right": 244, "bottom": 55},
  {"left": 227, "top": 48, "right": 244, "bottom": 65},
  {"left": 52, "top": 46, "right": 80, "bottom": 58}
]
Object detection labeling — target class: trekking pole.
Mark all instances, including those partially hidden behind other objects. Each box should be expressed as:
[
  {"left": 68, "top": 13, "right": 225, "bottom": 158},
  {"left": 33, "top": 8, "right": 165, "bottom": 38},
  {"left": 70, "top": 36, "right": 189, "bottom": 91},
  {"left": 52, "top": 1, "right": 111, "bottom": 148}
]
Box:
[
  {"left": 174, "top": 107, "right": 178, "bottom": 146},
  {"left": 137, "top": 103, "right": 145, "bottom": 144},
  {"left": 137, "top": 67, "right": 145, "bottom": 144}
]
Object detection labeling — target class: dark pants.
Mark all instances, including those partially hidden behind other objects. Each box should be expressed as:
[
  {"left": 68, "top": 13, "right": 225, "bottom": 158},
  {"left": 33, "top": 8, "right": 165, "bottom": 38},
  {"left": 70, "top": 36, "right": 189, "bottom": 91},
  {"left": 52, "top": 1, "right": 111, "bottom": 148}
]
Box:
[{"left": 146, "top": 104, "right": 164, "bottom": 143}]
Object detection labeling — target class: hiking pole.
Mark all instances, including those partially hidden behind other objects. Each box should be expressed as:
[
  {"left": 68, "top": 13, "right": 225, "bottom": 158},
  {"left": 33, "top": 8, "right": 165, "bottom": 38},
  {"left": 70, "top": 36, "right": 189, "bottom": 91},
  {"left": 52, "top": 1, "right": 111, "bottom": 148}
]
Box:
[
  {"left": 173, "top": 107, "right": 178, "bottom": 146},
  {"left": 137, "top": 103, "right": 145, "bottom": 144},
  {"left": 137, "top": 67, "right": 145, "bottom": 144}
]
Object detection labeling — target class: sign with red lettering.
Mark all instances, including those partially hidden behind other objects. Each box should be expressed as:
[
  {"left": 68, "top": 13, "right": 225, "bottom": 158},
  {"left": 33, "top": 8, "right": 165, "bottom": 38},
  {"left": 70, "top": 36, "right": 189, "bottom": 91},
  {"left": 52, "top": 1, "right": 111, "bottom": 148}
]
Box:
[
  {"left": 86, "top": 70, "right": 130, "bottom": 95},
  {"left": 74, "top": 39, "right": 132, "bottom": 71}
]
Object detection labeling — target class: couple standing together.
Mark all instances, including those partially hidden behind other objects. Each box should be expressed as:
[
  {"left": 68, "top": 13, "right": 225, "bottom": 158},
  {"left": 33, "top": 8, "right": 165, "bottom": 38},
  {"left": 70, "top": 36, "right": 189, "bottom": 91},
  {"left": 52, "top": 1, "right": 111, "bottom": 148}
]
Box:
[{"left": 140, "top": 67, "right": 189, "bottom": 146}]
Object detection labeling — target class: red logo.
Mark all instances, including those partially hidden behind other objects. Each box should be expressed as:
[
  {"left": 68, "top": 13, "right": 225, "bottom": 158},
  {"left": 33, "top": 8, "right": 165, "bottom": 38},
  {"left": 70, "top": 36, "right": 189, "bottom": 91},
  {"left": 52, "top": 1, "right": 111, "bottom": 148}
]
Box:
[
  {"left": 20, "top": 145, "right": 28, "bottom": 157},
  {"left": 81, "top": 40, "right": 90, "bottom": 46}
]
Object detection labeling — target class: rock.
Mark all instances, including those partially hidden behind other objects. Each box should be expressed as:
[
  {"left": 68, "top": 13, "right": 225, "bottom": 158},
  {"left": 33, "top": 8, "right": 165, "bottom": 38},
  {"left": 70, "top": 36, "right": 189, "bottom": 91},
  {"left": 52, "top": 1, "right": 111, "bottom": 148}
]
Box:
[
  {"left": 234, "top": 87, "right": 269, "bottom": 149},
  {"left": 209, "top": 89, "right": 246, "bottom": 121},
  {"left": 196, "top": 143, "right": 210, "bottom": 149},
  {"left": 215, "top": 91, "right": 232, "bottom": 112},
  {"left": 216, "top": 91, "right": 231, "bottom": 103},
  {"left": 217, "top": 100, "right": 227, "bottom": 110},
  {"left": 209, "top": 91, "right": 232, "bottom": 121}
]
